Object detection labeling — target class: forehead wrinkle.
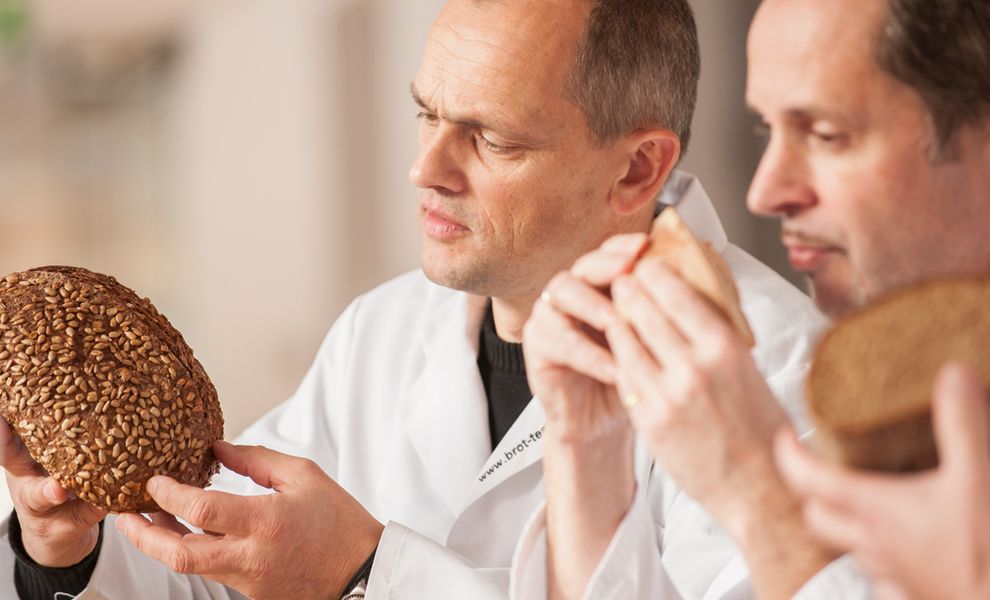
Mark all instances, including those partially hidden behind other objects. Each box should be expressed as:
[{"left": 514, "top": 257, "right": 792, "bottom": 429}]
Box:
[{"left": 445, "top": 34, "right": 548, "bottom": 116}]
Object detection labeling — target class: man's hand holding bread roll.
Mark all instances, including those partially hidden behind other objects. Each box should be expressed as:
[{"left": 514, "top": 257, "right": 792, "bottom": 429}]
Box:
[
  {"left": 526, "top": 207, "right": 832, "bottom": 600},
  {"left": 604, "top": 209, "right": 834, "bottom": 599}
]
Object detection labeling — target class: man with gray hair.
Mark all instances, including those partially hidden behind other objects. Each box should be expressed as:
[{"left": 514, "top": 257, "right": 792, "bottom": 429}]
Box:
[{"left": 0, "top": 1, "right": 824, "bottom": 598}]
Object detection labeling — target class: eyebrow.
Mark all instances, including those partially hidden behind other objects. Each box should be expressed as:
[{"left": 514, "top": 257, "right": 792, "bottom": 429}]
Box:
[
  {"left": 746, "top": 103, "right": 851, "bottom": 126},
  {"left": 409, "top": 82, "right": 544, "bottom": 146}
]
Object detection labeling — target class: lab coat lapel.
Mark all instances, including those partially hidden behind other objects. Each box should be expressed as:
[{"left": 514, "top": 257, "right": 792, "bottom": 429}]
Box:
[
  {"left": 460, "top": 396, "right": 546, "bottom": 509},
  {"left": 402, "top": 292, "right": 493, "bottom": 516},
  {"left": 659, "top": 170, "right": 729, "bottom": 253}
]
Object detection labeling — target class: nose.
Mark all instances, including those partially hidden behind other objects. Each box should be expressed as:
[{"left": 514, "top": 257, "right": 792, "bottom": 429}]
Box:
[
  {"left": 409, "top": 122, "right": 467, "bottom": 195},
  {"left": 747, "top": 137, "right": 817, "bottom": 219}
]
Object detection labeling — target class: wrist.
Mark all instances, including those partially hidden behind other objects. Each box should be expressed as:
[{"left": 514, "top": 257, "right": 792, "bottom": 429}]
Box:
[
  {"left": 544, "top": 427, "right": 636, "bottom": 600},
  {"left": 328, "top": 522, "right": 383, "bottom": 600},
  {"left": 722, "top": 474, "right": 836, "bottom": 600},
  {"left": 544, "top": 426, "right": 635, "bottom": 520}
]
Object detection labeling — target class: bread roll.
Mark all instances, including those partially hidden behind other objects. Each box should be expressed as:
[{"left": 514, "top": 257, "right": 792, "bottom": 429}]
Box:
[
  {"left": 0, "top": 266, "right": 223, "bottom": 512},
  {"left": 641, "top": 207, "right": 755, "bottom": 347},
  {"left": 807, "top": 277, "right": 990, "bottom": 471}
]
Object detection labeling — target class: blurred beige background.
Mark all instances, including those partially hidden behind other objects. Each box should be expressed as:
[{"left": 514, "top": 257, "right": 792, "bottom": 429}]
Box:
[{"left": 0, "top": 0, "right": 786, "bottom": 510}]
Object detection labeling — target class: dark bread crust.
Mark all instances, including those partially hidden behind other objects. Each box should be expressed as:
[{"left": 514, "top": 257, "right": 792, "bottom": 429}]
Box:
[
  {"left": 808, "top": 277, "right": 990, "bottom": 472},
  {"left": 0, "top": 266, "right": 223, "bottom": 512}
]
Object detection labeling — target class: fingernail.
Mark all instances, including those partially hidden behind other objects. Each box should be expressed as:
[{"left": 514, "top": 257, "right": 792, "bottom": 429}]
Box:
[
  {"left": 43, "top": 481, "right": 57, "bottom": 502},
  {"left": 939, "top": 363, "right": 974, "bottom": 393},
  {"left": 146, "top": 477, "right": 160, "bottom": 494}
]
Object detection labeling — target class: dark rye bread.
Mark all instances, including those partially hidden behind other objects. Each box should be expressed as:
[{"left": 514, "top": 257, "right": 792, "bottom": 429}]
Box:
[
  {"left": 0, "top": 266, "right": 223, "bottom": 512},
  {"left": 808, "top": 277, "right": 990, "bottom": 472},
  {"left": 642, "top": 207, "right": 756, "bottom": 347}
]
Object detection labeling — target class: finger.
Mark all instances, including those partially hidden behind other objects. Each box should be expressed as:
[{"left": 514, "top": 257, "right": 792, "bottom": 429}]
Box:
[
  {"left": 117, "top": 513, "right": 228, "bottom": 576},
  {"left": 605, "top": 317, "right": 665, "bottom": 413},
  {"left": 632, "top": 258, "right": 736, "bottom": 346},
  {"left": 600, "top": 232, "right": 650, "bottom": 254},
  {"left": 611, "top": 275, "right": 689, "bottom": 370},
  {"left": 570, "top": 235, "right": 649, "bottom": 287},
  {"left": 542, "top": 271, "right": 621, "bottom": 332},
  {"left": 524, "top": 301, "right": 617, "bottom": 385},
  {"left": 803, "top": 498, "right": 869, "bottom": 554},
  {"left": 15, "top": 476, "right": 72, "bottom": 515},
  {"left": 150, "top": 511, "right": 195, "bottom": 536},
  {"left": 932, "top": 363, "right": 990, "bottom": 471},
  {"left": 69, "top": 495, "right": 109, "bottom": 526},
  {"left": 774, "top": 429, "right": 887, "bottom": 514},
  {"left": 212, "top": 441, "right": 311, "bottom": 492},
  {"left": 146, "top": 476, "right": 249, "bottom": 536},
  {"left": 0, "top": 420, "right": 45, "bottom": 478}
]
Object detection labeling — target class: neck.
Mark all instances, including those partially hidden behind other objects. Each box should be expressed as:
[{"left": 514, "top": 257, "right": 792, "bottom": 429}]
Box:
[
  {"left": 488, "top": 210, "right": 658, "bottom": 343},
  {"left": 490, "top": 294, "right": 539, "bottom": 343}
]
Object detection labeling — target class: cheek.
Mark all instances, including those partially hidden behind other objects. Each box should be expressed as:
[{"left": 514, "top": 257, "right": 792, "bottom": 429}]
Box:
[{"left": 471, "top": 161, "right": 594, "bottom": 240}]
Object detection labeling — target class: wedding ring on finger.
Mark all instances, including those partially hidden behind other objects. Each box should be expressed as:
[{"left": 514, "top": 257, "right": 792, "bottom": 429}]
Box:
[{"left": 622, "top": 393, "right": 641, "bottom": 408}]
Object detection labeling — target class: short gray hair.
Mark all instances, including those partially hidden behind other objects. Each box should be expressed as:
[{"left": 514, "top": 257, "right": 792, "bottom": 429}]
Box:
[{"left": 566, "top": 0, "right": 701, "bottom": 153}]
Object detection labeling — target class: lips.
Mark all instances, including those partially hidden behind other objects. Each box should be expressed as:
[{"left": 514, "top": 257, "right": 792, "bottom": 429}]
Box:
[
  {"left": 787, "top": 245, "right": 834, "bottom": 272},
  {"left": 781, "top": 231, "right": 842, "bottom": 273},
  {"left": 421, "top": 204, "right": 469, "bottom": 240}
]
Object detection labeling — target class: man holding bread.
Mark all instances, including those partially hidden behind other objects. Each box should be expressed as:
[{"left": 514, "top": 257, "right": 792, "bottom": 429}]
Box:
[
  {"left": 758, "top": 0, "right": 990, "bottom": 598},
  {"left": 521, "top": 0, "right": 990, "bottom": 598},
  {"left": 0, "top": 1, "right": 826, "bottom": 599}
]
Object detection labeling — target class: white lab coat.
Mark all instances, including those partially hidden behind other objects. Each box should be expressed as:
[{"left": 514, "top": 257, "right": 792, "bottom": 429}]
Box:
[{"left": 0, "top": 172, "right": 851, "bottom": 599}]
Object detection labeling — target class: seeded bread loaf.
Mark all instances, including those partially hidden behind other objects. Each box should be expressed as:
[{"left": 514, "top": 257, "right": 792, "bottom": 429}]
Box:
[
  {"left": 642, "top": 207, "right": 756, "bottom": 347},
  {"left": 0, "top": 266, "right": 223, "bottom": 512},
  {"left": 808, "top": 277, "right": 990, "bottom": 472}
]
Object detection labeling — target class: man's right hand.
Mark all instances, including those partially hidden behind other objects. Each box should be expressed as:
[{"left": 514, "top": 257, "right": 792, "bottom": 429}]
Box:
[
  {"left": 1, "top": 418, "right": 106, "bottom": 567},
  {"left": 522, "top": 232, "right": 648, "bottom": 600},
  {"left": 524, "top": 233, "right": 649, "bottom": 442}
]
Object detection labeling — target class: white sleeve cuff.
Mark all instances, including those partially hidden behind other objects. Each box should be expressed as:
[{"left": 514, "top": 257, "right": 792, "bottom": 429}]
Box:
[{"left": 368, "top": 521, "right": 508, "bottom": 599}]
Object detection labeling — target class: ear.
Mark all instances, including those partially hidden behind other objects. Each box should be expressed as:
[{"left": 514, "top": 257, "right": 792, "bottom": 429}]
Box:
[{"left": 608, "top": 130, "right": 681, "bottom": 216}]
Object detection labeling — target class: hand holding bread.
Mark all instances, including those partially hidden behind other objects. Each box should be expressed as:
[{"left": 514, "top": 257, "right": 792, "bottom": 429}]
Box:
[{"left": 0, "top": 266, "right": 224, "bottom": 567}]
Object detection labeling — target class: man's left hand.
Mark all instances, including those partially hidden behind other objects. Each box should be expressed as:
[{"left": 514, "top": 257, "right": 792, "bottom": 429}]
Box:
[
  {"left": 116, "top": 442, "right": 384, "bottom": 600},
  {"left": 606, "top": 257, "right": 788, "bottom": 523},
  {"left": 777, "top": 364, "right": 990, "bottom": 600},
  {"left": 605, "top": 257, "right": 832, "bottom": 599}
]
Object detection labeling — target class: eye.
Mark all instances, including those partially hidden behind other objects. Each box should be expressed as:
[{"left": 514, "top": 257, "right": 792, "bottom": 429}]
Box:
[
  {"left": 808, "top": 127, "right": 849, "bottom": 149},
  {"left": 476, "top": 133, "right": 516, "bottom": 156},
  {"left": 416, "top": 111, "right": 439, "bottom": 125}
]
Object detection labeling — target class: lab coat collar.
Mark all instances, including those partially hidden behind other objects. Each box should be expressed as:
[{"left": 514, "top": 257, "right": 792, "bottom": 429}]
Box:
[
  {"left": 460, "top": 394, "right": 546, "bottom": 510},
  {"left": 402, "top": 291, "right": 494, "bottom": 516},
  {"left": 659, "top": 170, "right": 729, "bottom": 253}
]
